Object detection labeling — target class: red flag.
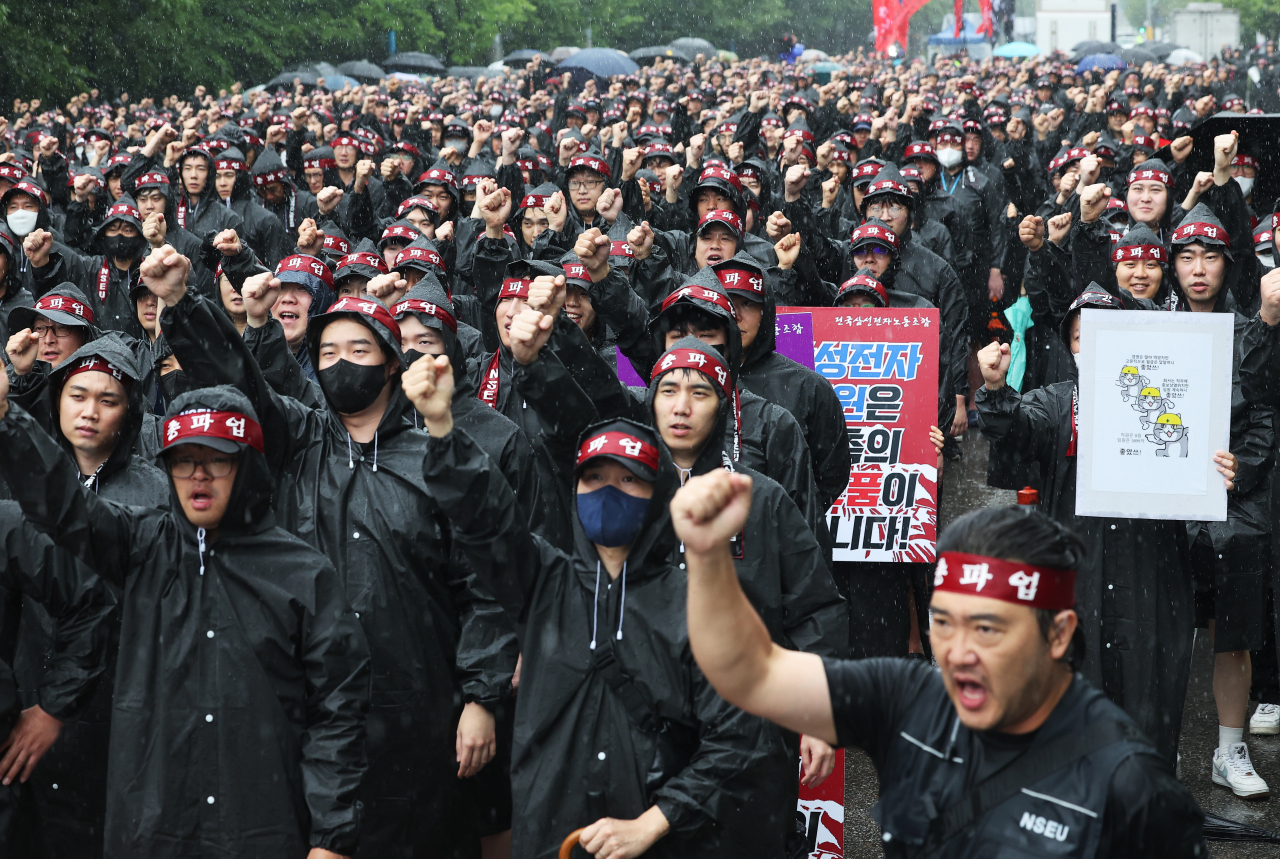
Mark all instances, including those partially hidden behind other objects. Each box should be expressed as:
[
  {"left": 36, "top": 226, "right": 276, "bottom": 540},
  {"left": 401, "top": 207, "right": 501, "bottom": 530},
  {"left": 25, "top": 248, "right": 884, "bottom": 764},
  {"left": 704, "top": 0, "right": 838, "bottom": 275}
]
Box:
[
  {"left": 873, "top": 0, "right": 899, "bottom": 53},
  {"left": 976, "top": 0, "right": 994, "bottom": 36},
  {"left": 954, "top": 0, "right": 964, "bottom": 37}
]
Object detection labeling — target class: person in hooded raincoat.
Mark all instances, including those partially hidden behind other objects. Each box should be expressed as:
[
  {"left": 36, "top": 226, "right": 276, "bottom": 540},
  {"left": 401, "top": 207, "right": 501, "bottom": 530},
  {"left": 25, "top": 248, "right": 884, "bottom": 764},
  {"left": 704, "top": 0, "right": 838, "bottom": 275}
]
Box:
[
  {"left": 209, "top": 147, "right": 289, "bottom": 268},
  {"left": 251, "top": 146, "right": 319, "bottom": 253},
  {"left": 976, "top": 284, "right": 1204, "bottom": 763},
  {"left": 128, "top": 135, "right": 244, "bottom": 239},
  {"left": 0, "top": 502, "right": 116, "bottom": 858},
  {"left": 155, "top": 248, "right": 527, "bottom": 858},
  {"left": 3, "top": 335, "right": 167, "bottom": 857},
  {"left": 0, "top": 225, "right": 34, "bottom": 342},
  {"left": 0, "top": 263, "right": 372, "bottom": 858},
  {"left": 23, "top": 196, "right": 149, "bottom": 335}
]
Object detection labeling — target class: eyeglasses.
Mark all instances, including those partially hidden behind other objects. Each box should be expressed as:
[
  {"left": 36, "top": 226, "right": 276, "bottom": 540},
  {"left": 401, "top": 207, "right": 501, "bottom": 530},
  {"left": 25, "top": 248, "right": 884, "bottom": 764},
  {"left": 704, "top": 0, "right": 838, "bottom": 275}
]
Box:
[
  {"left": 865, "top": 203, "right": 906, "bottom": 218},
  {"left": 568, "top": 179, "right": 604, "bottom": 191},
  {"left": 853, "top": 245, "right": 892, "bottom": 256},
  {"left": 33, "top": 322, "right": 79, "bottom": 339},
  {"left": 167, "top": 455, "right": 238, "bottom": 479}
]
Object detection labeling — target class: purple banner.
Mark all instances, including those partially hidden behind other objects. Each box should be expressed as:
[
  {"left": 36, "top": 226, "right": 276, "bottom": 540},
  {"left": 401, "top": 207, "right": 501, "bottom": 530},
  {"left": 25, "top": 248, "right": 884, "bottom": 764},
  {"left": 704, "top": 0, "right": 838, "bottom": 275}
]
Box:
[{"left": 774, "top": 312, "right": 816, "bottom": 369}]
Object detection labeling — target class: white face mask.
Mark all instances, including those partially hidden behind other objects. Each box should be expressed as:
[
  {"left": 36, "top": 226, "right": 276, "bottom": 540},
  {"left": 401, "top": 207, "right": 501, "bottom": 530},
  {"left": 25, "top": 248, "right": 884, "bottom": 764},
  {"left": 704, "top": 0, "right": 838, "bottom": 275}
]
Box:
[
  {"left": 6, "top": 210, "right": 37, "bottom": 238},
  {"left": 937, "top": 147, "right": 963, "bottom": 169},
  {"left": 1235, "top": 176, "right": 1255, "bottom": 196},
  {"left": 1258, "top": 252, "right": 1275, "bottom": 269}
]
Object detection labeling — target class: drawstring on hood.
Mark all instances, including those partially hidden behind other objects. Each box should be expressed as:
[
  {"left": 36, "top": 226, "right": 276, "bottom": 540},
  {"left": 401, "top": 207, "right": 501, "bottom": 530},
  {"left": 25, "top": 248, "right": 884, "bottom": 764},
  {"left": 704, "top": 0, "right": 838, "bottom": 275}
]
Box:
[
  {"left": 616, "top": 561, "right": 627, "bottom": 641},
  {"left": 197, "top": 526, "right": 207, "bottom": 576},
  {"left": 590, "top": 561, "right": 602, "bottom": 650}
]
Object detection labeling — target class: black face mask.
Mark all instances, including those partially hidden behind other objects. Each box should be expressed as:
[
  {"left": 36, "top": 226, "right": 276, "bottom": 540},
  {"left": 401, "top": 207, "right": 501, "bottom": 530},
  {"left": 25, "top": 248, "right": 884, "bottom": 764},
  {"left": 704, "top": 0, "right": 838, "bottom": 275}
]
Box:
[
  {"left": 318, "top": 359, "right": 389, "bottom": 414},
  {"left": 105, "top": 233, "right": 146, "bottom": 261},
  {"left": 402, "top": 349, "right": 428, "bottom": 367},
  {"left": 159, "top": 369, "right": 189, "bottom": 404}
]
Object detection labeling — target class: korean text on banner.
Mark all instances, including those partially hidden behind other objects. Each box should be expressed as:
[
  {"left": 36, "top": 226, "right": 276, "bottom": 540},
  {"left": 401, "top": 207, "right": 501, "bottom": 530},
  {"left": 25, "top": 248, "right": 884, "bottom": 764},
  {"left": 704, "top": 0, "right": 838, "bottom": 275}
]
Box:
[{"left": 779, "top": 307, "right": 941, "bottom": 563}]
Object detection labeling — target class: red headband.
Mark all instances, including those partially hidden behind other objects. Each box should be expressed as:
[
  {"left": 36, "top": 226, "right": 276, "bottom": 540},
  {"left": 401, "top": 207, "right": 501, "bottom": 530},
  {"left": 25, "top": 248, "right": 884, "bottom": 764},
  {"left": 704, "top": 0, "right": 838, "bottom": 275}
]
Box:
[
  {"left": 397, "top": 196, "right": 437, "bottom": 218},
  {"left": 1112, "top": 244, "right": 1167, "bottom": 262},
  {"left": 838, "top": 274, "right": 888, "bottom": 306},
  {"left": 852, "top": 162, "right": 882, "bottom": 179},
  {"left": 904, "top": 142, "right": 935, "bottom": 160},
  {"left": 501, "top": 278, "right": 531, "bottom": 299},
  {"left": 392, "top": 298, "right": 458, "bottom": 332},
  {"left": 698, "top": 166, "right": 743, "bottom": 192},
  {"left": 660, "top": 284, "right": 736, "bottom": 319},
  {"left": 214, "top": 159, "right": 247, "bottom": 172},
  {"left": 1128, "top": 166, "right": 1170, "bottom": 186},
  {"left": 851, "top": 222, "right": 901, "bottom": 252},
  {"left": 35, "top": 294, "right": 94, "bottom": 323},
  {"left": 714, "top": 267, "right": 764, "bottom": 295},
  {"left": 325, "top": 295, "right": 402, "bottom": 341},
  {"left": 337, "top": 251, "right": 389, "bottom": 274},
  {"left": 12, "top": 181, "right": 48, "bottom": 206},
  {"left": 276, "top": 254, "right": 334, "bottom": 287},
  {"left": 568, "top": 155, "right": 612, "bottom": 179},
  {"left": 520, "top": 194, "right": 550, "bottom": 210},
  {"left": 563, "top": 262, "right": 591, "bottom": 284},
  {"left": 381, "top": 224, "right": 422, "bottom": 244},
  {"left": 933, "top": 552, "right": 1076, "bottom": 610},
  {"left": 576, "top": 430, "right": 660, "bottom": 472},
  {"left": 697, "top": 209, "right": 743, "bottom": 237},
  {"left": 107, "top": 203, "right": 140, "bottom": 220},
  {"left": 136, "top": 171, "right": 170, "bottom": 187},
  {"left": 163, "top": 409, "right": 265, "bottom": 453},
  {"left": 650, "top": 347, "right": 733, "bottom": 397},
  {"left": 1233, "top": 154, "right": 1258, "bottom": 168},
  {"left": 65, "top": 356, "right": 127, "bottom": 383},
  {"left": 1171, "top": 221, "right": 1227, "bottom": 244},
  {"left": 394, "top": 245, "right": 445, "bottom": 271},
  {"left": 252, "top": 169, "right": 288, "bottom": 186},
  {"left": 321, "top": 235, "right": 350, "bottom": 255},
  {"left": 610, "top": 240, "right": 634, "bottom": 258},
  {"left": 418, "top": 168, "right": 458, "bottom": 190}
]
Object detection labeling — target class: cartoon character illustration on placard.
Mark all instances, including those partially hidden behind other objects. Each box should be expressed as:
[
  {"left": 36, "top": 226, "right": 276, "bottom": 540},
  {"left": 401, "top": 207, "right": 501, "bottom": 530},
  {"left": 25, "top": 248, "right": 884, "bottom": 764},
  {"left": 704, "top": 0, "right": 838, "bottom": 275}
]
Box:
[
  {"left": 1132, "top": 386, "right": 1175, "bottom": 429},
  {"left": 1116, "top": 365, "right": 1148, "bottom": 402},
  {"left": 1147, "top": 413, "right": 1190, "bottom": 457}
]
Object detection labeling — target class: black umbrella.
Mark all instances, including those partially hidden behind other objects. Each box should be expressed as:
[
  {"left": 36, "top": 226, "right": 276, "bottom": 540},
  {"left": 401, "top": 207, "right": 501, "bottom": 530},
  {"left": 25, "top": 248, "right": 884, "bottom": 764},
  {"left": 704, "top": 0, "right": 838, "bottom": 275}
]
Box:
[
  {"left": 1158, "top": 112, "right": 1280, "bottom": 213},
  {"left": 558, "top": 48, "right": 640, "bottom": 78},
  {"left": 1071, "top": 40, "right": 1122, "bottom": 57},
  {"left": 1120, "top": 47, "right": 1159, "bottom": 66},
  {"left": 670, "top": 37, "right": 716, "bottom": 58},
  {"left": 502, "top": 49, "right": 543, "bottom": 63},
  {"left": 629, "top": 46, "right": 692, "bottom": 63},
  {"left": 267, "top": 70, "right": 319, "bottom": 89},
  {"left": 337, "top": 60, "right": 386, "bottom": 81},
  {"left": 1203, "top": 812, "right": 1280, "bottom": 843},
  {"left": 384, "top": 52, "right": 447, "bottom": 74},
  {"left": 447, "top": 66, "right": 490, "bottom": 80},
  {"left": 1143, "top": 41, "right": 1180, "bottom": 59}
]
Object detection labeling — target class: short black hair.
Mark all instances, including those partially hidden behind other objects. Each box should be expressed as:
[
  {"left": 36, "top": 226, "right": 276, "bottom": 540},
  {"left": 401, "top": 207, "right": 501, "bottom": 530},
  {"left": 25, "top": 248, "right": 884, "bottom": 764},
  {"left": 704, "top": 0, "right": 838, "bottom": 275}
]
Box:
[
  {"left": 658, "top": 303, "right": 726, "bottom": 340},
  {"left": 936, "top": 506, "right": 1087, "bottom": 670}
]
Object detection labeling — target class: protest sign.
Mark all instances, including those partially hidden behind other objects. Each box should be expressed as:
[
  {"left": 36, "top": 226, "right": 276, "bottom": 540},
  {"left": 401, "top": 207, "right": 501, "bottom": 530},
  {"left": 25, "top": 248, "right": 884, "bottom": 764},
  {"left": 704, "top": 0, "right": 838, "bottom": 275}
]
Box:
[
  {"left": 781, "top": 307, "right": 941, "bottom": 562},
  {"left": 1076, "top": 308, "right": 1233, "bottom": 521}
]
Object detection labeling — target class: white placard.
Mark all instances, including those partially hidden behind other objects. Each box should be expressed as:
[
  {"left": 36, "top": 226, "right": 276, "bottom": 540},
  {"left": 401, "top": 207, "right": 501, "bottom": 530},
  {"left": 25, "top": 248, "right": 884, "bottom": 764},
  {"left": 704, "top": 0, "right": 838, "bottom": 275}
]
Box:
[{"left": 1076, "top": 309, "right": 1233, "bottom": 521}]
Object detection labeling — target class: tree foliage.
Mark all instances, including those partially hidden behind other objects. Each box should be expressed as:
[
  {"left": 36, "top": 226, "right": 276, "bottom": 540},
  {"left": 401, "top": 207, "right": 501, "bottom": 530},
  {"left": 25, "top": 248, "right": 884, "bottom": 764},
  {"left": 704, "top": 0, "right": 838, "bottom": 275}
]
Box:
[{"left": 0, "top": 0, "right": 886, "bottom": 106}]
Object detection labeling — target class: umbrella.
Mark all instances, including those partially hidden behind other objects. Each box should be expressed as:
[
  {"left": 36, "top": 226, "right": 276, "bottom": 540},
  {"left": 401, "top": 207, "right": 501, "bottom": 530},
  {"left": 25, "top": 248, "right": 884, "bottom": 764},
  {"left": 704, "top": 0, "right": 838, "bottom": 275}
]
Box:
[
  {"left": 1120, "top": 47, "right": 1158, "bottom": 66},
  {"left": 807, "top": 60, "right": 844, "bottom": 84},
  {"left": 1142, "top": 41, "right": 1180, "bottom": 59},
  {"left": 1159, "top": 112, "right": 1280, "bottom": 205},
  {"left": 993, "top": 41, "right": 1040, "bottom": 57},
  {"left": 558, "top": 47, "right": 639, "bottom": 78},
  {"left": 1203, "top": 812, "right": 1280, "bottom": 843},
  {"left": 629, "top": 46, "right": 692, "bottom": 62},
  {"left": 446, "top": 66, "right": 490, "bottom": 80},
  {"left": 318, "top": 74, "right": 362, "bottom": 91},
  {"left": 501, "top": 49, "right": 543, "bottom": 63},
  {"left": 1166, "top": 48, "right": 1204, "bottom": 66},
  {"left": 1071, "top": 40, "right": 1122, "bottom": 56},
  {"left": 1076, "top": 53, "right": 1126, "bottom": 74},
  {"left": 312, "top": 62, "right": 340, "bottom": 78},
  {"left": 799, "top": 48, "right": 830, "bottom": 62},
  {"left": 337, "top": 60, "right": 386, "bottom": 81},
  {"left": 383, "top": 52, "right": 447, "bottom": 74},
  {"left": 266, "top": 70, "right": 320, "bottom": 89},
  {"left": 549, "top": 46, "right": 580, "bottom": 63},
  {"left": 388, "top": 71, "right": 422, "bottom": 82},
  {"left": 670, "top": 37, "right": 716, "bottom": 59},
  {"left": 716, "top": 50, "right": 738, "bottom": 62}
]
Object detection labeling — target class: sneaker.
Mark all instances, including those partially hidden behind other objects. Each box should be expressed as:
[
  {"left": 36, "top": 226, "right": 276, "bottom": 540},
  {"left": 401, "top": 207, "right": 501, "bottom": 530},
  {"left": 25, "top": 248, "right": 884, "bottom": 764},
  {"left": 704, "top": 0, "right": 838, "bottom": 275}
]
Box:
[
  {"left": 1251, "top": 704, "right": 1280, "bottom": 736},
  {"left": 1212, "top": 743, "right": 1271, "bottom": 799}
]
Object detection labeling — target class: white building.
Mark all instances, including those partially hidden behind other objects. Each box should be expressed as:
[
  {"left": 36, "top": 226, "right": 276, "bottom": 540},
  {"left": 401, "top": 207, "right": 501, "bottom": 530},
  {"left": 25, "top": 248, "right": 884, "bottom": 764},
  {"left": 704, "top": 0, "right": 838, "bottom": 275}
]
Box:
[{"left": 1035, "top": 0, "right": 1138, "bottom": 55}]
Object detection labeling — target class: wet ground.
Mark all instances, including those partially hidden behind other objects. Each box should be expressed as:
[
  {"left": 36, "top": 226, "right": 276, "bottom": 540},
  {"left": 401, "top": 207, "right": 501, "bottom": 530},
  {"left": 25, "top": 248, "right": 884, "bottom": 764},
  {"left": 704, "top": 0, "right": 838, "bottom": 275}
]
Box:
[{"left": 841, "top": 427, "right": 1280, "bottom": 857}]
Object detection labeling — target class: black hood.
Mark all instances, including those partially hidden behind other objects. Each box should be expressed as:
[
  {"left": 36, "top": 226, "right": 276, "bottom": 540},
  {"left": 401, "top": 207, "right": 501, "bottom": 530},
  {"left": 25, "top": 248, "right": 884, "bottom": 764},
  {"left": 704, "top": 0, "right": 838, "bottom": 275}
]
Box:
[
  {"left": 10, "top": 282, "right": 102, "bottom": 337},
  {"left": 1171, "top": 202, "right": 1234, "bottom": 313},
  {"left": 643, "top": 336, "right": 734, "bottom": 480},
  {"left": 1113, "top": 222, "right": 1171, "bottom": 306},
  {"left": 711, "top": 251, "right": 773, "bottom": 369},
  {"left": 649, "top": 267, "right": 742, "bottom": 376},
  {"left": 570, "top": 418, "right": 679, "bottom": 577},
  {"left": 214, "top": 146, "right": 254, "bottom": 203},
  {"left": 1126, "top": 157, "right": 1175, "bottom": 234},
  {"left": 394, "top": 275, "right": 466, "bottom": 387},
  {"left": 1060, "top": 281, "right": 1128, "bottom": 350},
  {"left": 160, "top": 385, "right": 275, "bottom": 534},
  {"left": 48, "top": 334, "right": 148, "bottom": 483}
]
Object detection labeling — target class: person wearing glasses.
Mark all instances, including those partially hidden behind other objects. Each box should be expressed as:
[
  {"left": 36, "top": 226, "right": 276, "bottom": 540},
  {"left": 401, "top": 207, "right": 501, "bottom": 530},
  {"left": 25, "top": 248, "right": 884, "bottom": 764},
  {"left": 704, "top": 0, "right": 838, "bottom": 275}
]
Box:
[
  {"left": 6, "top": 284, "right": 100, "bottom": 391},
  {"left": 0, "top": 333, "right": 167, "bottom": 857},
  {"left": 0, "top": 358, "right": 373, "bottom": 859},
  {"left": 563, "top": 152, "right": 621, "bottom": 232}
]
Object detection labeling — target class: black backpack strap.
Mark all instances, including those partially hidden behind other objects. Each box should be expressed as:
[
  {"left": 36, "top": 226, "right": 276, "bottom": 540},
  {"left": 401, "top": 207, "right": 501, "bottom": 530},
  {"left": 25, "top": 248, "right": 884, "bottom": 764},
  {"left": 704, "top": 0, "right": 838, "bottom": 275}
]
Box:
[
  {"left": 592, "top": 637, "right": 663, "bottom": 733},
  {"left": 921, "top": 719, "right": 1143, "bottom": 857}
]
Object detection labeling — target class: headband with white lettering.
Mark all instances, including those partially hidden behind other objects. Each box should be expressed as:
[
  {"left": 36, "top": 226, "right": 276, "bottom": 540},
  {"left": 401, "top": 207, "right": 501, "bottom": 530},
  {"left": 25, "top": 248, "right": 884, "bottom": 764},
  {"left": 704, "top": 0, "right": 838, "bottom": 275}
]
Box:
[{"left": 933, "top": 551, "right": 1076, "bottom": 610}]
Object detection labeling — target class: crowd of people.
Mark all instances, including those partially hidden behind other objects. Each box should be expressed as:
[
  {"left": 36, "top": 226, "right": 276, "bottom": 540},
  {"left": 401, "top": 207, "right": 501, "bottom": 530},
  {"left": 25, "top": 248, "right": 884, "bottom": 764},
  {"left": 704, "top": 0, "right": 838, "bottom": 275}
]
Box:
[{"left": 0, "top": 40, "right": 1276, "bottom": 858}]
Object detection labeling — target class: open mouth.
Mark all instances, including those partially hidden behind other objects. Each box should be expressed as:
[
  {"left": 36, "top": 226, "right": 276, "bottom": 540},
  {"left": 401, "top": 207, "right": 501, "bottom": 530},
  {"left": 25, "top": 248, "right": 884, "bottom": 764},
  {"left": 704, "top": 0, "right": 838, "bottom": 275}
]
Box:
[
  {"left": 704, "top": 251, "right": 724, "bottom": 263},
  {"left": 278, "top": 310, "right": 300, "bottom": 323},
  {"left": 953, "top": 676, "right": 988, "bottom": 710},
  {"left": 42, "top": 349, "right": 63, "bottom": 362},
  {"left": 667, "top": 422, "right": 691, "bottom": 438},
  {"left": 566, "top": 310, "right": 582, "bottom": 321},
  {"left": 189, "top": 488, "right": 214, "bottom": 511}
]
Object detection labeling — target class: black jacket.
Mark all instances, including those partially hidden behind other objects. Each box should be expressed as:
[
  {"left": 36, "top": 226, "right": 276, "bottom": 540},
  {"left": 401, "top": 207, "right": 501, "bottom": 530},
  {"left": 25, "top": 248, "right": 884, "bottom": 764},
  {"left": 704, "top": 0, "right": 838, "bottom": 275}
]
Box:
[
  {"left": 161, "top": 291, "right": 519, "bottom": 856},
  {"left": 0, "top": 389, "right": 371, "bottom": 858}
]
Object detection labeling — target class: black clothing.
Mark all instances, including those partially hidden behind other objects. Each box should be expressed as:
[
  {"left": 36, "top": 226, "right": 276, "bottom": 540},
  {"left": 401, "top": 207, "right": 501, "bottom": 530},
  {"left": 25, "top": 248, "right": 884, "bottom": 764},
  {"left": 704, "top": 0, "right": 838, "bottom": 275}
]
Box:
[{"left": 825, "top": 658, "right": 1206, "bottom": 858}]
